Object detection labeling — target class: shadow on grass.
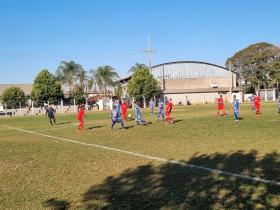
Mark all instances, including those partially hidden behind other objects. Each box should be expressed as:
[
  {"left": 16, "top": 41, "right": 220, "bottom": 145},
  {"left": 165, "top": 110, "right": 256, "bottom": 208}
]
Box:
[
  {"left": 124, "top": 125, "right": 135, "bottom": 129},
  {"left": 88, "top": 125, "right": 105, "bottom": 130},
  {"left": 55, "top": 122, "right": 72, "bottom": 125},
  {"left": 173, "top": 119, "right": 183, "bottom": 124},
  {"left": 44, "top": 150, "right": 280, "bottom": 209},
  {"left": 43, "top": 198, "right": 70, "bottom": 210}
]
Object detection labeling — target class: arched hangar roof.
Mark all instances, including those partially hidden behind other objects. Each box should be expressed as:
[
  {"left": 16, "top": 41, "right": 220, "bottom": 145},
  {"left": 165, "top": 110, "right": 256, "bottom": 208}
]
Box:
[{"left": 151, "top": 61, "right": 235, "bottom": 79}]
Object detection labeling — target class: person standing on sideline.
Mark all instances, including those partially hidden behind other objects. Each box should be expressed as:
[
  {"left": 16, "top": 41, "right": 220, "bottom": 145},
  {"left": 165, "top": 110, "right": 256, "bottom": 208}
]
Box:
[
  {"left": 165, "top": 98, "right": 174, "bottom": 124},
  {"left": 121, "top": 100, "right": 128, "bottom": 122},
  {"left": 217, "top": 95, "right": 226, "bottom": 116},
  {"left": 254, "top": 94, "right": 261, "bottom": 115},
  {"left": 157, "top": 100, "right": 165, "bottom": 121},
  {"left": 77, "top": 105, "right": 87, "bottom": 130},
  {"left": 232, "top": 95, "right": 240, "bottom": 122},
  {"left": 46, "top": 106, "right": 56, "bottom": 125},
  {"left": 111, "top": 105, "right": 125, "bottom": 130},
  {"left": 149, "top": 99, "right": 155, "bottom": 115}
]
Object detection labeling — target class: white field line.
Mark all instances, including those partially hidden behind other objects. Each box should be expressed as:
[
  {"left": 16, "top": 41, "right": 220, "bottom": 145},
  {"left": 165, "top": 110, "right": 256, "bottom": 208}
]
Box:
[
  {"left": 34, "top": 123, "right": 77, "bottom": 132},
  {"left": 1, "top": 125, "right": 280, "bottom": 187}
]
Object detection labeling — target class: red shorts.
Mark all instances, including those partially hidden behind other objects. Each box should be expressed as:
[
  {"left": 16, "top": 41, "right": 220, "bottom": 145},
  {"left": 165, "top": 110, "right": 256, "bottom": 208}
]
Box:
[{"left": 218, "top": 105, "right": 224, "bottom": 110}]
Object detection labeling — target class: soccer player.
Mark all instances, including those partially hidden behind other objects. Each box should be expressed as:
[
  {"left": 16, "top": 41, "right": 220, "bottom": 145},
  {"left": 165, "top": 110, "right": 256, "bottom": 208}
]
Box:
[
  {"left": 149, "top": 99, "right": 155, "bottom": 115},
  {"left": 232, "top": 95, "right": 240, "bottom": 122},
  {"left": 111, "top": 105, "right": 124, "bottom": 130},
  {"left": 157, "top": 100, "right": 165, "bottom": 121},
  {"left": 46, "top": 106, "right": 56, "bottom": 125},
  {"left": 77, "top": 105, "right": 87, "bottom": 130},
  {"left": 121, "top": 100, "right": 128, "bottom": 122},
  {"left": 115, "top": 100, "right": 121, "bottom": 114},
  {"left": 254, "top": 94, "right": 261, "bottom": 115},
  {"left": 249, "top": 94, "right": 255, "bottom": 111},
  {"left": 217, "top": 95, "right": 226, "bottom": 116},
  {"left": 135, "top": 103, "right": 147, "bottom": 125},
  {"left": 165, "top": 98, "right": 174, "bottom": 124}
]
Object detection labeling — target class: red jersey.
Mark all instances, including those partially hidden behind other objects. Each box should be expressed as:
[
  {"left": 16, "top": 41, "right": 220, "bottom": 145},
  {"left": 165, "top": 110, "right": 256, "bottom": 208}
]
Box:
[
  {"left": 121, "top": 103, "right": 128, "bottom": 111},
  {"left": 217, "top": 98, "right": 224, "bottom": 110},
  {"left": 166, "top": 101, "right": 173, "bottom": 114},
  {"left": 77, "top": 109, "right": 85, "bottom": 120},
  {"left": 254, "top": 96, "right": 261, "bottom": 107}
]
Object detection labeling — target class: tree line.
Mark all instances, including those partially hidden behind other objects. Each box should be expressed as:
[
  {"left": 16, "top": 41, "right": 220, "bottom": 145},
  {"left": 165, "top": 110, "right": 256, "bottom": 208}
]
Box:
[
  {"left": 1, "top": 42, "right": 280, "bottom": 108},
  {"left": 0, "top": 61, "right": 121, "bottom": 108}
]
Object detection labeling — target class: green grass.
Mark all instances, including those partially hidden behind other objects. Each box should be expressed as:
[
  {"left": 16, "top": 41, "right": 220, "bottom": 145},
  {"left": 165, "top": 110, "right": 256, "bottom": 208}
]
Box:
[{"left": 0, "top": 103, "right": 280, "bottom": 209}]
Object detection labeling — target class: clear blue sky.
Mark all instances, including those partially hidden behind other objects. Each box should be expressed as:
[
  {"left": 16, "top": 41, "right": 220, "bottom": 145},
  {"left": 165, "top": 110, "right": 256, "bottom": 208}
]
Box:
[{"left": 0, "top": 0, "right": 279, "bottom": 83}]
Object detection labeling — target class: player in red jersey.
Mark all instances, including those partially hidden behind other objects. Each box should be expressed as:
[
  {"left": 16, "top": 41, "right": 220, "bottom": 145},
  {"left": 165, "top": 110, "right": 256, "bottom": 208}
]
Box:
[
  {"left": 217, "top": 95, "right": 226, "bottom": 116},
  {"left": 121, "top": 100, "right": 128, "bottom": 122},
  {"left": 254, "top": 94, "right": 261, "bottom": 115},
  {"left": 165, "top": 98, "right": 174, "bottom": 124},
  {"left": 77, "top": 105, "right": 87, "bottom": 130}
]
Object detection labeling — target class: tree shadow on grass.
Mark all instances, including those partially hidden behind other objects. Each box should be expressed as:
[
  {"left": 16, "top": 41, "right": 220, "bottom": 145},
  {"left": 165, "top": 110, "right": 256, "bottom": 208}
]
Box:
[
  {"left": 43, "top": 198, "right": 70, "bottom": 210},
  {"left": 80, "top": 150, "right": 280, "bottom": 209}
]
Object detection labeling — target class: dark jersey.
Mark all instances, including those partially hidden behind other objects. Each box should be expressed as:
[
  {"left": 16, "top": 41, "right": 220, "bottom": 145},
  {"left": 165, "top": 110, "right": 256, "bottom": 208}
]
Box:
[{"left": 46, "top": 107, "right": 55, "bottom": 118}]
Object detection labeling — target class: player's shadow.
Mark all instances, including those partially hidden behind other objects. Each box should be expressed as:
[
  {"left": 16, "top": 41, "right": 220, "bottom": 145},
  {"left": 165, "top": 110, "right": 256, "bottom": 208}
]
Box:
[
  {"left": 88, "top": 125, "right": 105, "bottom": 130},
  {"left": 78, "top": 150, "right": 280, "bottom": 209},
  {"left": 56, "top": 122, "right": 72, "bottom": 125},
  {"left": 124, "top": 125, "right": 135, "bottom": 129},
  {"left": 173, "top": 119, "right": 183, "bottom": 124},
  {"left": 42, "top": 198, "right": 70, "bottom": 210}
]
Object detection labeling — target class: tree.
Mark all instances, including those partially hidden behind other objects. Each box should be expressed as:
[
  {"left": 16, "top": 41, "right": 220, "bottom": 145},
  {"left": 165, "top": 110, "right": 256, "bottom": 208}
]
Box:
[
  {"left": 56, "top": 61, "right": 85, "bottom": 95},
  {"left": 91, "top": 66, "right": 119, "bottom": 92},
  {"left": 226, "top": 42, "right": 280, "bottom": 91},
  {"left": 31, "top": 70, "right": 63, "bottom": 106},
  {"left": 1, "top": 87, "right": 26, "bottom": 108},
  {"left": 128, "top": 63, "right": 147, "bottom": 73},
  {"left": 127, "top": 64, "right": 160, "bottom": 103},
  {"left": 71, "top": 85, "right": 86, "bottom": 105}
]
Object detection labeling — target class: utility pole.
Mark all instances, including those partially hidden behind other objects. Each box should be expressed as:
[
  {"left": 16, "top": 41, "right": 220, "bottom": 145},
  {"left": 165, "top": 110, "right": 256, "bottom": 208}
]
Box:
[
  {"left": 143, "top": 34, "right": 155, "bottom": 71},
  {"left": 229, "top": 61, "right": 233, "bottom": 102}
]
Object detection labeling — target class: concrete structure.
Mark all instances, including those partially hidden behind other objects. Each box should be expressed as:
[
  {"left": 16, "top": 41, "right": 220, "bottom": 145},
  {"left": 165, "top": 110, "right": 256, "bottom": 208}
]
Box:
[{"left": 118, "top": 61, "right": 239, "bottom": 104}]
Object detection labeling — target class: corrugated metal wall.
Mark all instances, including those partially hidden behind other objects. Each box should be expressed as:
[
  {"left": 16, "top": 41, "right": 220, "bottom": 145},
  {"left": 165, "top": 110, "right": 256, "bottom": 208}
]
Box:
[{"left": 152, "top": 62, "right": 233, "bottom": 79}]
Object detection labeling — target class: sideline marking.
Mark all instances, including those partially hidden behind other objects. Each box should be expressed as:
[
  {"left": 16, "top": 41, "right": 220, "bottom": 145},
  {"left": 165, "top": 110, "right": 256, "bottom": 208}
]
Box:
[
  {"left": 35, "top": 123, "right": 77, "bottom": 132},
  {"left": 2, "top": 125, "right": 280, "bottom": 186}
]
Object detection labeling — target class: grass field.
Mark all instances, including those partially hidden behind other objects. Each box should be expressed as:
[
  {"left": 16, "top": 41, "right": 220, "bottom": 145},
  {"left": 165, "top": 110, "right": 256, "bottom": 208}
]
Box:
[{"left": 1, "top": 103, "right": 280, "bottom": 209}]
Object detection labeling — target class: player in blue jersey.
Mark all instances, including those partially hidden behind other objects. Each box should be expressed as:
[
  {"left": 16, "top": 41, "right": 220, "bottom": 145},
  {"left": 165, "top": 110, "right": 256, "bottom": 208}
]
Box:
[
  {"left": 249, "top": 94, "right": 255, "bottom": 111},
  {"left": 111, "top": 105, "right": 124, "bottom": 130},
  {"left": 149, "top": 99, "right": 155, "bottom": 115},
  {"left": 135, "top": 103, "right": 147, "bottom": 125},
  {"left": 232, "top": 95, "right": 240, "bottom": 122},
  {"left": 157, "top": 100, "right": 165, "bottom": 121}
]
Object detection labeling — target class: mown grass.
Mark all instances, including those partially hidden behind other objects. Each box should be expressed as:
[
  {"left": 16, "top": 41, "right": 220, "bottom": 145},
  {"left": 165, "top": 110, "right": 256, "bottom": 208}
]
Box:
[{"left": 0, "top": 103, "right": 280, "bottom": 209}]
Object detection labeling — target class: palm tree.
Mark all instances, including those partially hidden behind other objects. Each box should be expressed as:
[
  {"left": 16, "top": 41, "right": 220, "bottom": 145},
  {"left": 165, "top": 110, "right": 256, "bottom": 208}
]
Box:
[
  {"left": 56, "top": 61, "right": 84, "bottom": 95},
  {"left": 75, "top": 68, "right": 88, "bottom": 92},
  {"left": 91, "top": 65, "right": 119, "bottom": 93}
]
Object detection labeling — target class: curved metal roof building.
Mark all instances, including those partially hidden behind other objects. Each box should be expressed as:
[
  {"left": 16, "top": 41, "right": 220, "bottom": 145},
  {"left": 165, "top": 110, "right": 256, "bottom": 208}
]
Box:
[
  {"left": 151, "top": 61, "right": 232, "bottom": 79},
  {"left": 118, "top": 61, "right": 239, "bottom": 104}
]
